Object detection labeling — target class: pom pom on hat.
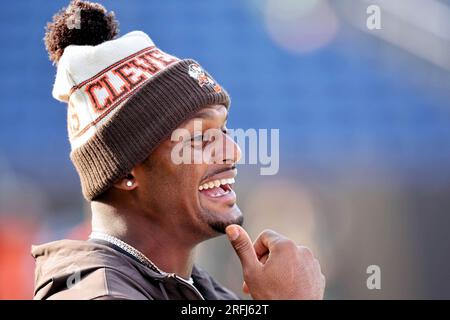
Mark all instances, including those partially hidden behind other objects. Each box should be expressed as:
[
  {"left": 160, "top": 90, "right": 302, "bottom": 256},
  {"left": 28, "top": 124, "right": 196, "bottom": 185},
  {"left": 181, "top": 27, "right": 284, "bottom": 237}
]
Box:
[{"left": 44, "top": 0, "right": 119, "bottom": 64}]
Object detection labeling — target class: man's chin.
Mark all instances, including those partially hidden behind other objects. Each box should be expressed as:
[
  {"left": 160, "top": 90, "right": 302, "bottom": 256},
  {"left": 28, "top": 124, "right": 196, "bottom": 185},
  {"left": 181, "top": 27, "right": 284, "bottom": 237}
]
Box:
[
  {"left": 208, "top": 215, "right": 244, "bottom": 234},
  {"left": 204, "top": 205, "right": 244, "bottom": 234}
]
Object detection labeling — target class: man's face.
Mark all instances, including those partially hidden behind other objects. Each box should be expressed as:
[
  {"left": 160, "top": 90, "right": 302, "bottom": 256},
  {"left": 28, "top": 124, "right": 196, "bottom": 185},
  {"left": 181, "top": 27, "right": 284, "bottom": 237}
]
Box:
[{"left": 132, "top": 104, "right": 243, "bottom": 241}]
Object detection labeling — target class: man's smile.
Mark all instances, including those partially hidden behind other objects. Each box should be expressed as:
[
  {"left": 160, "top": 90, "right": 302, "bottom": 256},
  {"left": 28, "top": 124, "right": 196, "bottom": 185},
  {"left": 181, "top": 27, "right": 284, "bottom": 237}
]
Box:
[{"left": 198, "top": 168, "right": 237, "bottom": 203}]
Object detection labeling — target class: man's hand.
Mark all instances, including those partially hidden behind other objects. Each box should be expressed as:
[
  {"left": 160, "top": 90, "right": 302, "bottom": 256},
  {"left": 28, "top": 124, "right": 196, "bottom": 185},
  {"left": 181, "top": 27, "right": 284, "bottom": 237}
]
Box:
[{"left": 225, "top": 224, "right": 325, "bottom": 300}]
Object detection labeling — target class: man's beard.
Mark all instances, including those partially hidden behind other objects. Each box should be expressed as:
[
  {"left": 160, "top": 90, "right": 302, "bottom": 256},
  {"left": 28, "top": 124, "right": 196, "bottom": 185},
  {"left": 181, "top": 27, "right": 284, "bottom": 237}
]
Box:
[
  {"left": 209, "top": 215, "right": 244, "bottom": 233},
  {"left": 203, "top": 208, "right": 244, "bottom": 234}
]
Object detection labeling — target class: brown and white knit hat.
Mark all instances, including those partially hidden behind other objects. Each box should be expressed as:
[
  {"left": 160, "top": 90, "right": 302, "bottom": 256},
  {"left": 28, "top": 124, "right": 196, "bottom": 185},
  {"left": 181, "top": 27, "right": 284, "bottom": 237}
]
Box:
[{"left": 46, "top": 1, "right": 230, "bottom": 200}]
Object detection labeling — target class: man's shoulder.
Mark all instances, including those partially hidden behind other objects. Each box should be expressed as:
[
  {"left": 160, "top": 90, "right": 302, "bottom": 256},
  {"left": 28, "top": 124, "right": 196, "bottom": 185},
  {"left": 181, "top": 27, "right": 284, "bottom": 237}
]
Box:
[
  {"left": 45, "top": 267, "right": 151, "bottom": 300},
  {"left": 33, "top": 239, "right": 160, "bottom": 300},
  {"left": 44, "top": 267, "right": 151, "bottom": 300}
]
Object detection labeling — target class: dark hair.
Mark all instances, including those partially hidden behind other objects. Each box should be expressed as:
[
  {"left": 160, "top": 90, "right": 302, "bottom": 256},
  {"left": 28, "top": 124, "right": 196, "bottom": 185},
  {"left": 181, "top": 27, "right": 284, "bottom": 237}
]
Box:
[{"left": 44, "top": 0, "right": 119, "bottom": 64}]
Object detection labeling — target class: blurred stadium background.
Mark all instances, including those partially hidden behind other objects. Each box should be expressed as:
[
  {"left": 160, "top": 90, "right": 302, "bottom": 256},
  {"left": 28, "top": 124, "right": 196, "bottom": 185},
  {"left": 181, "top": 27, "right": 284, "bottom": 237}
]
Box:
[{"left": 0, "top": 0, "right": 449, "bottom": 299}]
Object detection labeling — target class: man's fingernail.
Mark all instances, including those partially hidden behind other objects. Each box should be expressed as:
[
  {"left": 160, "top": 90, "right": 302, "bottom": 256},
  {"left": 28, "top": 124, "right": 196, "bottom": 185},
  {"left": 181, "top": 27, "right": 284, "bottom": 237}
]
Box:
[{"left": 226, "top": 226, "right": 239, "bottom": 241}]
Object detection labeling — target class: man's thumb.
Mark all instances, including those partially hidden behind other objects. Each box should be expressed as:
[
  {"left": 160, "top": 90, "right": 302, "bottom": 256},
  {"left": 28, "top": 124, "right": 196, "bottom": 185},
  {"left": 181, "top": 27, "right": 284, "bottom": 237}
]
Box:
[{"left": 226, "top": 225, "right": 258, "bottom": 271}]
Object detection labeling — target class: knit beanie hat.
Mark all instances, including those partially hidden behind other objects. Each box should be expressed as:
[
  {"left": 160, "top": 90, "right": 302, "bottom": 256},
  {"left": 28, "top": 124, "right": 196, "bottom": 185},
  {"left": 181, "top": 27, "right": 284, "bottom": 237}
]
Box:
[{"left": 45, "top": 0, "right": 230, "bottom": 200}]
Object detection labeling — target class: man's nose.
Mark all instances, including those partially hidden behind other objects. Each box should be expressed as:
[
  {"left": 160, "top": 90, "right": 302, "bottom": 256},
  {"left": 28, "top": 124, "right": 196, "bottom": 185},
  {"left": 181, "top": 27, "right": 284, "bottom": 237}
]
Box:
[{"left": 213, "top": 131, "right": 241, "bottom": 165}]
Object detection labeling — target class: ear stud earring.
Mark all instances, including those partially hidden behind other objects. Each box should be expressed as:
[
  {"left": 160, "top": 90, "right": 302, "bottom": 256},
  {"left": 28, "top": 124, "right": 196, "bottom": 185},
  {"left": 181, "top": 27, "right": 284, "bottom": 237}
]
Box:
[{"left": 126, "top": 181, "right": 133, "bottom": 187}]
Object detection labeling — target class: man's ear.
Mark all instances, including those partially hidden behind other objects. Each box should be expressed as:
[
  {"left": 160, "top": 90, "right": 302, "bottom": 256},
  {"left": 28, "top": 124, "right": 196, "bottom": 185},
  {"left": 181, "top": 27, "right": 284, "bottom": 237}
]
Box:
[{"left": 113, "top": 170, "right": 138, "bottom": 191}]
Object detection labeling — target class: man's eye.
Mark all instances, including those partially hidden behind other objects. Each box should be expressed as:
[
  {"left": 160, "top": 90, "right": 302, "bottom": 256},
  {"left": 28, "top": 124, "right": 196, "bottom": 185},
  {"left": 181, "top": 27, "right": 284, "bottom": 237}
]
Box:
[{"left": 191, "top": 135, "right": 203, "bottom": 142}]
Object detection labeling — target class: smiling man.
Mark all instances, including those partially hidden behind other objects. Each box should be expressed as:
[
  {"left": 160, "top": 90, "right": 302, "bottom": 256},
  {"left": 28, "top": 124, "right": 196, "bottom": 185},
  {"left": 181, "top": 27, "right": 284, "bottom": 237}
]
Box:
[{"left": 32, "top": 0, "right": 325, "bottom": 300}]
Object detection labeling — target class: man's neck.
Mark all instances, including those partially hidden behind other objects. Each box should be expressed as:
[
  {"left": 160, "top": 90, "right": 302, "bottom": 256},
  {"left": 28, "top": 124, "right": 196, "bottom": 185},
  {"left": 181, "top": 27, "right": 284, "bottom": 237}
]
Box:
[{"left": 91, "top": 201, "right": 196, "bottom": 280}]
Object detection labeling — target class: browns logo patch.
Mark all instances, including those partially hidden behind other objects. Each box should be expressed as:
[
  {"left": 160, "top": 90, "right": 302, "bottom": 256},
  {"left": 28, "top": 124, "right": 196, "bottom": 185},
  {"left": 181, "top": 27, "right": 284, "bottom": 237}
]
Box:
[{"left": 188, "top": 63, "right": 222, "bottom": 93}]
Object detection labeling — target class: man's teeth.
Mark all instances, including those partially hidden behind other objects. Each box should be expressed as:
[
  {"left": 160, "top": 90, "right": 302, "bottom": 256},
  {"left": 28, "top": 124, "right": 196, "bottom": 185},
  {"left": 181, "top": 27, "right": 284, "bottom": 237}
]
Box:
[{"left": 198, "top": 178, "right": 235, "bottom": 191}]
